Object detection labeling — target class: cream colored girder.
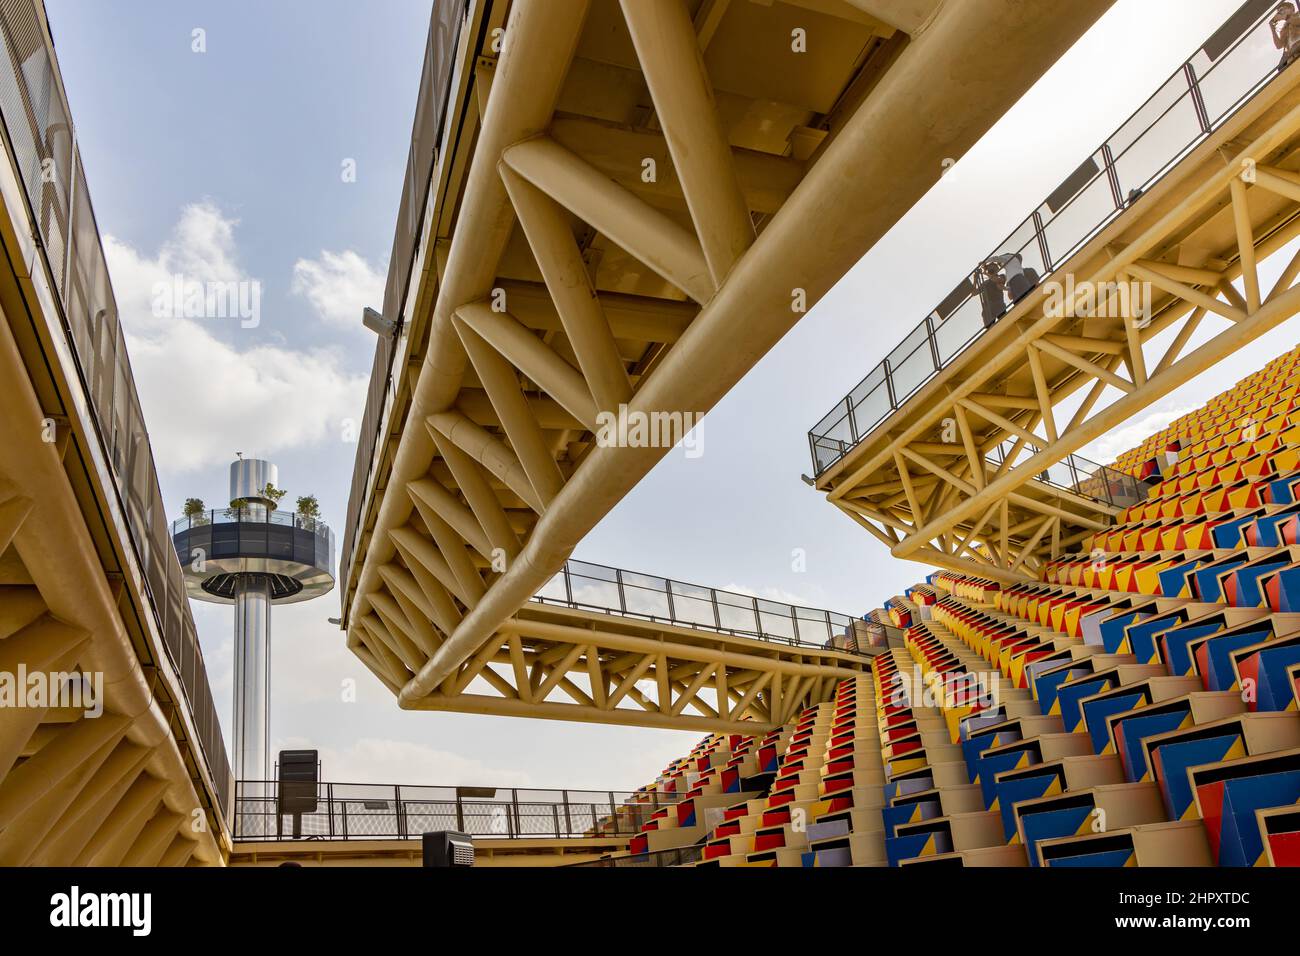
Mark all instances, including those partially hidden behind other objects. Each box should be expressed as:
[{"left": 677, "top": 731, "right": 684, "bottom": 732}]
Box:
[
  {"left": 341, "top": 0, "right": 1114, "bottom": 725},
  {"left": 356, "top": 601, "right": 870, "bottom": 734},
  {"left": 0, "top": 322, "right": 221, "bottom": 867},
  {"left": 817, "top": 67, "right": 1300, "bottom": 583}
]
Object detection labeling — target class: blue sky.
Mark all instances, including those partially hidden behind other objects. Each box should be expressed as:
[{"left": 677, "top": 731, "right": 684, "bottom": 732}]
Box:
[{"left": 45, "top": 0, "right": 1295, "bottom": 789}]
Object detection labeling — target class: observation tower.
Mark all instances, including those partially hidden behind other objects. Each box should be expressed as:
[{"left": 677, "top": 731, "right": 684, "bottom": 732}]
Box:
[{"left": 172, "top": 458, "right": 334, "bottom": 783}]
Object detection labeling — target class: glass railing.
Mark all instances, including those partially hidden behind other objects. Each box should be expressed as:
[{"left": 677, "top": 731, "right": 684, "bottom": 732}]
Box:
[
  {"left": 232, "top": 779, "right": 681, "bottom": 842},
  {"left": 339, "top": 0, "right": 469, "bottom": 605},
  {"left": 171, "top": 507, "right": 333, "bottom": 541},
  {"left": 0, "top": 0, "right": 232, "bottom": 817},
  {"left": 171, "top": 509, "right": 335, "bottom": 580},
  {"left": 809, "top": 0, "right": 1286, "bottom": 477},
  {"left": 531, "top": 559, "right": 862, "bottom": 652},
  {"left": 983, "top": 443, "right": 1146, "bottom": 511}
]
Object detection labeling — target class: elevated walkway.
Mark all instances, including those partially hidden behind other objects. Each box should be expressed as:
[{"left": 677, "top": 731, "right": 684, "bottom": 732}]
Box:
[
  {"left": 0, "top": 0, "right": 227, "bottom": 864},
  {"left": 229, "top": 836, "right": 624, "bottom": 867},
  {"left": 226, "top": 777, "right": 657, "bottom": 866},
  {"left": 811, "top": 1, "right": 1300, "bottom": 583},
  {"left": 357, "top": 558, "right": 874, "bottom": 732},
  {"left": 339, "top": 0, "right": 1114, "bottom": 719}
]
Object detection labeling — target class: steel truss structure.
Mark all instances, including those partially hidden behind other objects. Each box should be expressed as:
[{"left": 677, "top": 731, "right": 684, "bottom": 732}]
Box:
[
  {"left": 341, "top": 0, "right": 1111, "bottom": 730},
  {"left": 816, "top": 58, "right": 1300, "bottom": 584}
]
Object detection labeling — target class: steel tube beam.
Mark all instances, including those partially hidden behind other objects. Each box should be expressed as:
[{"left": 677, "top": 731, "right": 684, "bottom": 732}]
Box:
[
  {"left": 499, "top": 166, "right": 633, "bottom": 413},
  {"left": 455, "top": 300, "right": 600, "bottom": 429},
  {"left": 347, "top": 0, "right": 591, "bottom": 624},
  {"left": 449, "top": 323, "right": 565, "bottom": 510},
  {"left": 0, "top": 308, "right": 220, "bottom": 862},
  {"left": 428, "top": 428, "right": 521, "bottom": 560},
  {"left": 501, "top": 137, "right": 714, "bottom": 304},
  {"left": 379, "top": 0, "right": 1115, "bottom": 704},
  {"left": 409, "top": 477, "right": 493, "bottom": 559},
  {"left": 620, "top": 0, "right": 755, "bottom": 285},
  {"left": 408, "top": 691, "right": 778, "bottom": 733},
  {"left": 427, "top": 410, "right": 546, "bottom": 514}
]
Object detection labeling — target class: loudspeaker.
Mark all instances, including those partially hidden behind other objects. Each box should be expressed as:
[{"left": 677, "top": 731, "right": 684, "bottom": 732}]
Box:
[
  {"left": 422, "top": 831, "right": 474, "bottom": 867},
  {"left": 278, "top": 749, "right": 318, "bottom": 814}
]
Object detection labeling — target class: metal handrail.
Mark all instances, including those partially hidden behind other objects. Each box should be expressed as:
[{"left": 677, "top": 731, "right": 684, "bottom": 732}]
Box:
[
  {"left": 339, "top": 0, "right": 469, "bottom": 604},
  {"left": 0, "top": 0, "right": 232, "bottom": 818},
  {"left": 808, "top": 2, "right": 1287, "bottom": 478},
  {"left": 982, "top": 443, "right": 1145, "bottom": 511},
  {"left": 530, "top": 558, "right": 864, "bottom": 653},
  {"left": 232, "top": 779, "right": 682, "bottom": 842},
  {"left": 171, "top": 508, "right": 333, "bottom": 540}
]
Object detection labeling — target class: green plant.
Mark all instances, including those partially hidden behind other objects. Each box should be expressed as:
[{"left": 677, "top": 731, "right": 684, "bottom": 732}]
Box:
[
  {"left": 295, "top": 494, "right": 320, "bottom": 519},
  {"left": 261, "top": 483, "right": 287, "bottom": 507},
  {"left": 183, "top": 497, "right": 206, "bottom": 518}
]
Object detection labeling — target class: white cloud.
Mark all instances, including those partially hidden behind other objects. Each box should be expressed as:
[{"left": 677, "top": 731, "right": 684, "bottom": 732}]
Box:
[
  {"left": 103, "top": 201, "right": 368, "bottom": 473},
  {"left": 291, "top": 249, "right": 385, "bottom": 330}
]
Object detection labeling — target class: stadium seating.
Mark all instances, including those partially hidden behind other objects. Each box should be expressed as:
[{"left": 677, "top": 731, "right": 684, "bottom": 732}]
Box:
[{"left": 628, "top": 346, "right": 1300, "bottom": 865}]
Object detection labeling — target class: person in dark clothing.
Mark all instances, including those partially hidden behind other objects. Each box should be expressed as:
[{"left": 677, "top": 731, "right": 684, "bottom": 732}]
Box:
[
  {"left": 976, "top": 261, "right": 1007, "bottom": 328},
  {"left": 997, "top": 252, "right": 1040, "bottom": 304},
  {"left": 977, "top": 255, "right": 1039, "bottom": 326},
  {"left": 1273, "top": 3, "right": 1300, "bottom": 72}
]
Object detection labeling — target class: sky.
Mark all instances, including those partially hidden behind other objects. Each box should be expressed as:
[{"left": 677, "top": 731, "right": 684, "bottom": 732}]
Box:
[{"left": 43, "top": 0, "right": 1297, "bottom": 791}]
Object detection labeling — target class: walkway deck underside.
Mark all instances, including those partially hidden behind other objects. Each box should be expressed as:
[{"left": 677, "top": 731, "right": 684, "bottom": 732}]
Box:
[
  {"left": 341, "top": 0, "right": 1114, "bottom": 725},
  {"left": 0, "top": 239, "right": 223, "bottom": 866},
  {"left": 818, "top": 60, "right": 1300, "bottom": 584},
  {"left": 357, "top": 601, "right": 872, "bottom": 733}
]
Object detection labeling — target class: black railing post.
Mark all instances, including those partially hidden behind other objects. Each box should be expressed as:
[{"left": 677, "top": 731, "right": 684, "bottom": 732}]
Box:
[
  {"left": 512, "top": 789, "right": 521, "bottom": 837},
  {"left": 1185, "top": 62, "right": 1211, "bottom": 134},
  {"left": 455, "top": 791, "right": 465, "bottom": 832},
  {"left": 1032, "top": 211, "right": 1052, "bottom": 274},
  {"left": 395, "top": 786, "right": 405, "bottom": 839},
  {"left": 328, "top": 783, "right": 335, "bottom": 839},
  {"left": 616, "top": 568, "right": 627, "bottom": 613},
  {"left": 563, "top": 791, "right": 572, "bottom": 836},
  {"left": 1101, "top": 143, "right": 1124, "bottom": 209}
]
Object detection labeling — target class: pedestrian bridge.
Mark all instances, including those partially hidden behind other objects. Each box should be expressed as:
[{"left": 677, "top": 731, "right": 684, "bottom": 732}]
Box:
[
  {"left": 0, "top": 0, "right": 227, "bottom": 865},
  {"left": 337, "top": 0, "right": 1114, "bottom": 730},
  {"left": 356, "top": 557, "right": 875, "bottom": 733},
  {"left": 810, "top": 0, "right": 1300, "bottom": 584}
]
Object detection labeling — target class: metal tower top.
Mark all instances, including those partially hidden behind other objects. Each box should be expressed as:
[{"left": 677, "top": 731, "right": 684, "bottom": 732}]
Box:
[{"left": 172, "top": 458, "right": 336, "bottom": 605}]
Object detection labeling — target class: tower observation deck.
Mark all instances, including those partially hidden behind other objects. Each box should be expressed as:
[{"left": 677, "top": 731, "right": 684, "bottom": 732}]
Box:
[{"left": 172, "top": 459, "right": 334, "bottom": 783}]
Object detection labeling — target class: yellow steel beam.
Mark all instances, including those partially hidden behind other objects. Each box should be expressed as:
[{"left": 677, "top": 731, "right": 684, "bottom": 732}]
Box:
[{"left": 819, "top": 68, "right": 1300, "bottom": 579}]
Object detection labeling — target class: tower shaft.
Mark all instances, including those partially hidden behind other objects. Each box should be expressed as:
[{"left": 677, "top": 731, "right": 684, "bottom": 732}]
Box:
[{"left": 232, "top": 573, "right": 272, "bottom": 782}]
